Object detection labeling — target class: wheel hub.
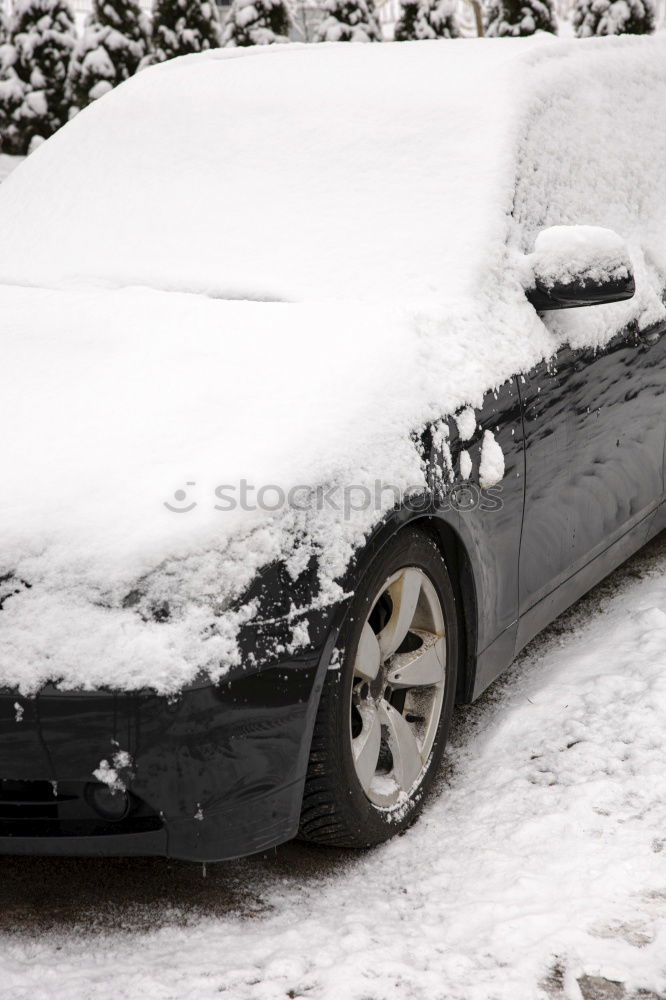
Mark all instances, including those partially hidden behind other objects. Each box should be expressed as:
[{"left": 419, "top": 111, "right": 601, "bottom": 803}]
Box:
[{"left": 349, "top": 567, "right": 446, "bottom": 808}]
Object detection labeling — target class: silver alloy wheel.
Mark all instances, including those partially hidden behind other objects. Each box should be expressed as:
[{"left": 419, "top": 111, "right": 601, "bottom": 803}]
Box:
[{"left": 350, "top": 567, "right": 446, "bottom": 808}]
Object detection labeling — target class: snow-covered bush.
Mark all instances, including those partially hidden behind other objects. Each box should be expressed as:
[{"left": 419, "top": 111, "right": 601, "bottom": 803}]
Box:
[
  {"left": 572, "top": 0, "right": 654, "bottom": 35},
  {"left": 0, "top": 0, "right": 75, "bottom": 154},
  {"left": 68, "top": 0, "right": 150, "bottom": 114},
  {"left": 485, "top": 0, "right": 556, "bottom": 35},
  {"left": 222, "top": 0, "right": 291, "bottom": 46},
  {"left": 314, "top": 0, "right": 382, "bottom": 41},
  {"left": 148, "top": 0, "right": 221, "bottom": 63},
  {"left": 394, "top": 0, "right": 419, "bottom": 38},
  {"left": 0, "top": 77, "right": 24, "bottom": 154},
  {"left": 394, "top": 0, "right": 459, "bottom": 37}
]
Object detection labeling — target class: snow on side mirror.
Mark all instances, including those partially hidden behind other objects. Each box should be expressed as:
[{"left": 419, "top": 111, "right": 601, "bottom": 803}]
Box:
[{"left": 526, "top": 225, "right": 635, "bottom": 311}]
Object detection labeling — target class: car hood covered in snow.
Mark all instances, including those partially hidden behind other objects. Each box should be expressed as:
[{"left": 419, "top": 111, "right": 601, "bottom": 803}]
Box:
[
  {"left": 1, "top": 36, "right": 665, "bottom": 694},
  {"left": 0, "top": 283, "right": 543, "bottom": 693}
]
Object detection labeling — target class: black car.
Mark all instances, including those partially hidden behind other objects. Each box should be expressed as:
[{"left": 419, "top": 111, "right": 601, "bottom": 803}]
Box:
[{"left": 0, "top": 39, "right": 664, "bottom": 861}]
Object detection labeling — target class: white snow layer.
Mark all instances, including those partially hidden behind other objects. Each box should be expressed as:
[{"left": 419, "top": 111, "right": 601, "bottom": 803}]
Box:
[
  {"left": 0, "top": 37, "right": 665, "bottom": 693},
  {"left": 2, "top": 544, "right": 665, "bottom": 999},
  {"left": 92, "top": 749, "right": 133, "bottom": 793},
  {"left": 479, "top": 430, "right": 506, "bottom": 489},
  {"left": 531, "top": 224, "right": 632, "bottom": 289},
  {"left": 454, "top": 406, "right": 476, "bottom": 442}
]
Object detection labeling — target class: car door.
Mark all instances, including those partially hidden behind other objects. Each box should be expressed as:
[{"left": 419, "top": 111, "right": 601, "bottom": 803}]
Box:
[
  {"left": 436, "top": 377, "right": 525, "bottom": 698},
  {"left": 645, "top": 314, "right": 666, "bottom": 533},
  {"left": 517, "top": 313, "right": 666, "bottom": 650}
]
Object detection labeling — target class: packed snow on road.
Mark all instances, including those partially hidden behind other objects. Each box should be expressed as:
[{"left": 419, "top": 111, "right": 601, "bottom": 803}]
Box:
[{"left": 0, "top": 534, "right": 664, "bottom": 1000}]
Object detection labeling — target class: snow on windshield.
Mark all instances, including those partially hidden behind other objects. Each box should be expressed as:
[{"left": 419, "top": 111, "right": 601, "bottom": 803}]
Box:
[{"left": 0, "top": 40, "right": 525, "bottom": 303}]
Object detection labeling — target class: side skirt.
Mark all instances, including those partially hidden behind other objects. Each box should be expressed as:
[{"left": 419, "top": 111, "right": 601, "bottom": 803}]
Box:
[{"left": 471, "top": 506, "right": 661, "bottom": 701}]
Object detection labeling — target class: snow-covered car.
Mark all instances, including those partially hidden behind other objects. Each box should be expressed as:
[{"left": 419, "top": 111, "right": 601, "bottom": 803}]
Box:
[{"left": 0, "top": 37, "right": 664, "bottom": 861}]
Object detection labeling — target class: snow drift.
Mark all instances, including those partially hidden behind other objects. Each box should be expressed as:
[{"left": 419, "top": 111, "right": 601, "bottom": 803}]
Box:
[{"left": 0, "top": 36, "right": 665, "bottom": 693}]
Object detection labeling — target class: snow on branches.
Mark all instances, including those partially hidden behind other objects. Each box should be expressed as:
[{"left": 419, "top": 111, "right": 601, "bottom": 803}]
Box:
[
  {"left": 68, "top": 0, "right": 149, "bottom": 113},
  {"left": 222, "top": 0, "right": 291, "bottom": 46},
  {"left": 0, "top": 0, "right": 76, "bottom": 154},
  {"left": 394, "top": 0, "right": 459, "bottom": 38},
  {"left": 315, "top": 0, "right": 382, "bottom": 41},
  {"left": 485, "top": 0, "right": 557, "bottom": 36},
  {"left": 573, "top": 0, "right": 654, "bottom": 35},
  {"left": 148, "top": 0, "right": 221, "bottom": 63}
]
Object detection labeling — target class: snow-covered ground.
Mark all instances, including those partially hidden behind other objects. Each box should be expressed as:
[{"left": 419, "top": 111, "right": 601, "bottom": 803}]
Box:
[{"left": 2, "top": 531, "right": 664, "bottom": 1000}]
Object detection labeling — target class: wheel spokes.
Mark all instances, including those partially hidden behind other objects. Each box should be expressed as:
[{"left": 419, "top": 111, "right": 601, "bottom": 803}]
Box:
[
  {"left": 379, "top": 699, "right": 423, "bottom": 793},
  {"left": 378, "top": 568, "right": 422, "bottom": 659},
  {"left": 386, "top": 632, "right": 445, "bottom": 689},
  {"left": 351, "top": 704, "right": 382, "bottom": 794},
  {"left": 354, "top": 622, "right": 381, "bottom": 682},
  {"left": 349, "top": 566, "right": 447, "bottom": 807}
]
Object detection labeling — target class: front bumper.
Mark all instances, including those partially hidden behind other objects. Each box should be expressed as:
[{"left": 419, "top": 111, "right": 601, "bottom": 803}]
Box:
[{"left": 0, "top": 652, "right": 322, "bottom": 861}]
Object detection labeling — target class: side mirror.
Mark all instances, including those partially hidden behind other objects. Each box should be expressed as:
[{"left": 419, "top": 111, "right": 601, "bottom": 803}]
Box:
[{"left": 526, "top": 225, "right": 635, "bottom": 311}]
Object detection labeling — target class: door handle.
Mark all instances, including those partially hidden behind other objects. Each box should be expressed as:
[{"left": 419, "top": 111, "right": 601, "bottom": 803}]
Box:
[{"left": 638, "top": 320, "right": 666, "bottom": 345}]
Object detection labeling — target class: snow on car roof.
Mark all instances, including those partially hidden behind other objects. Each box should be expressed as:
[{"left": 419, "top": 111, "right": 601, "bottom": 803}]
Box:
[
  {"left": 1, "top": 36, "right": 665, "bottom": 694},
  {"left": 0, "top": 38, "right": 533, "bottom": 303}
]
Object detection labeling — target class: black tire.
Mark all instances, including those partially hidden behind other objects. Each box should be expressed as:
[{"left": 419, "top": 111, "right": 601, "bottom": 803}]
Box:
[{"left": 299, "top": 527, "right": 459, "bottom": 848}]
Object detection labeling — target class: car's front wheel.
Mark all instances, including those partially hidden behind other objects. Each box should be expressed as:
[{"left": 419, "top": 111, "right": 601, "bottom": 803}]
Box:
[{"left": 299, "top": 528, "right": 459, "bottom": 848}]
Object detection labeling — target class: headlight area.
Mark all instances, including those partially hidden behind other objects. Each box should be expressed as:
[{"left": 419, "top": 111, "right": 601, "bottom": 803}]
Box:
[{"left": 214, "top": 552, "right": 349, "bottom": 687}]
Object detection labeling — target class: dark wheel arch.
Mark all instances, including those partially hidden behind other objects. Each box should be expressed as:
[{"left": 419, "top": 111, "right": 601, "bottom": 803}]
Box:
[
  {"left": 330, "top": 512, "right": 478, "bottom": 705},
  {"left": 289, "top": 510, "right": 485, "bottom": 846},
  {"left": 299, "top": 525, "right": 460, "bottom": 847}
]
